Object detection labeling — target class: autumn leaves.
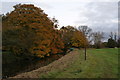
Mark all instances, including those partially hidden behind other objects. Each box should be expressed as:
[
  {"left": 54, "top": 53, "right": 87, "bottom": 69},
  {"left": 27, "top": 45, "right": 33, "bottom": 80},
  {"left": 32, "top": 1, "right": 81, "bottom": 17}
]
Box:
[{"left": 2, "top": 4, "right": 87, "bottom": 58}]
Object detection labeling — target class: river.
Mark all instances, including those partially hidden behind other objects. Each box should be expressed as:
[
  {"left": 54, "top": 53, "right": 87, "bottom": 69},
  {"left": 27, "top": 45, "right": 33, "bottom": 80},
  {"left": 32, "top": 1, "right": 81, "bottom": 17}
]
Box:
[{"left": 2, "top": 53, "right": 65, "bottom": 79}]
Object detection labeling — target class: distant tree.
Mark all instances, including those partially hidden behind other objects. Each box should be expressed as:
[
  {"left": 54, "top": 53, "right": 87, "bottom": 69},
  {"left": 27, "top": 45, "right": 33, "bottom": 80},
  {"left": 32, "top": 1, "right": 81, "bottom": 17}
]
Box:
[
  {"left": 109, "top": 32, "right": 117, "bottom": 41},
  {"left": 117, "top": 38, "right": 120, "bottom": 48},
  {"left": 107, "top": 32, "right": 117, "bottom": 48},
  {"left": 92, "top": 32, "right": 104, "bottom": 49},
  {"left": 107, "top": 38, "right": 117, "bottom": 48},
  {"left": 78, "top": 26, "right": 93, "bottom": 44},
  {"left": 109, "top": 32, "right": 114, "bottom": 39},
  {"left": 101, "top": 42, "right": 108, "bottom": 48},
  {"left": 114, "top": 32, "right": 117, "bottom": 42}
]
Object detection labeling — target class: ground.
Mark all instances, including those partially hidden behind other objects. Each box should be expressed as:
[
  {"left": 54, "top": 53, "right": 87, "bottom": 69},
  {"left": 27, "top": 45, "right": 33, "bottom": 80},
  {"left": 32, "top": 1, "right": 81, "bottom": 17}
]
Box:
[{"left": 11, "top": 48, "right": 118, "bottom": 78}]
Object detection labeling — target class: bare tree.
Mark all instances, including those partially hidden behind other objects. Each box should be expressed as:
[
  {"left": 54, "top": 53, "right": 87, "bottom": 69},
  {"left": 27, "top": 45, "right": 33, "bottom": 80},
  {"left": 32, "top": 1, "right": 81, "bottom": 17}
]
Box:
[
  {"left": 92, "top": 32, "right": 104, "bottom": 48},
  {"left": 109, "top": 32, "right": 114, "bottom": 39},
  {"left": 109, "top": 31, "right": 118, "bottom": 41},
  {"left": 114, "top": 32, "right": 117, "bottom": 42},
  {"left": 78, "top": 26, "right": 93, "bottom": 44}
]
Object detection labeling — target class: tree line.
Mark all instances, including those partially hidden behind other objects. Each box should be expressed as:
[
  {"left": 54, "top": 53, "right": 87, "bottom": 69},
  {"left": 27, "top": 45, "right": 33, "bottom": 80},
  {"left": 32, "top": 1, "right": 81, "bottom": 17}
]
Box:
[
  {"left": 2, "top": 4, "right": 88, "bottom": 59},
  {"left": 1, "top": 4, "right": 119, "bottom": 59},
  {"left": 77, "top": 25, "right": 119, "bottom": 49}
]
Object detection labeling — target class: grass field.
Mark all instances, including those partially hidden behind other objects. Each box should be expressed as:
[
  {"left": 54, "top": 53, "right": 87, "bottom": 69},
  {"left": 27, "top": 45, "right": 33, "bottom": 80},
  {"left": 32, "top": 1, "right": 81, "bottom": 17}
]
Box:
[{"left": 40, "top": 48, "right": 118, "bottom": 78}]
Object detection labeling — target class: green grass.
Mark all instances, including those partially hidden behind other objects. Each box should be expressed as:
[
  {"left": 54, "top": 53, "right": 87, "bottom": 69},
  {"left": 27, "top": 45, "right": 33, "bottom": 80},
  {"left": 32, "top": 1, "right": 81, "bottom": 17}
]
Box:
[{"left": 40, "top": 48, "right": 118, "bottom": 78}]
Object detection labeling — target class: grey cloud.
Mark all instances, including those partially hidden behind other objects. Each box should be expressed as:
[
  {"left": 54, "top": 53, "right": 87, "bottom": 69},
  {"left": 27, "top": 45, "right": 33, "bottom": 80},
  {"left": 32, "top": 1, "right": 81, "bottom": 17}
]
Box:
[
  {"left": 75, "top": 2, "right": 118, "bottom": 33},
  {"left": 33, "top": 2, "right": 53, "bottom": 9}
]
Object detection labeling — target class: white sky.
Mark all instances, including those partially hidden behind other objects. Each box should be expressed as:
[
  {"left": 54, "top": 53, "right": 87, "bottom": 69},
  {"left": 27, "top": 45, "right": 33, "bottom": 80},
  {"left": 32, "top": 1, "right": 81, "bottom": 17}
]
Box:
[{"left": 1, "top": 0, "right": 119, "bottom": 39}]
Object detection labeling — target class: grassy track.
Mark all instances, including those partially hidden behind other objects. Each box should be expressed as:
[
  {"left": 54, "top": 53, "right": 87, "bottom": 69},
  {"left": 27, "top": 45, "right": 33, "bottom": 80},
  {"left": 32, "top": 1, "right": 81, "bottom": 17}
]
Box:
[{"left": 40, "top": 48, "right": 118, "bottom": 78}]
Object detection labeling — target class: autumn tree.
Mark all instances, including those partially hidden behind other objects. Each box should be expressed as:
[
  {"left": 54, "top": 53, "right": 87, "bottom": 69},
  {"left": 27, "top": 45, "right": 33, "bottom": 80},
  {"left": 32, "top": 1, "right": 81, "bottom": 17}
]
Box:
[
  {"left": 60, "top": 26, "right": 75, "bottom": 48},
  {"left": 60, "top": 26, "right": 88, "bottom": 49},
  {"left": 2, "top": 4, "right": 64, "bottom": 58}
]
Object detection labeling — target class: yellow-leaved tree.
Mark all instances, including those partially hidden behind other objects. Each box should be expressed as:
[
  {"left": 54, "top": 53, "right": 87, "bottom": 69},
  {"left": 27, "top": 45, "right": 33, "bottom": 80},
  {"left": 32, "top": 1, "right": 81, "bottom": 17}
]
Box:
[
  {"left": 60, "top": 26, "right": 88, "bottom": 49},
  {"left": 2, "top": 4, "right": 64, "bottom": 58}
]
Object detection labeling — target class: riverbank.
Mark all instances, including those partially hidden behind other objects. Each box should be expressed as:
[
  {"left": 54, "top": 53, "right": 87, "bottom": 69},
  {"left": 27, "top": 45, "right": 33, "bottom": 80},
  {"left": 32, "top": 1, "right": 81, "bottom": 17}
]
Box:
[
  {"left": 9, "top": 48, "right": 118, "bottom": 78},
  {"left": 2, "top": 51, "right": 66, "bottom": 78},
  {"left": 10, "top": 49, "right": 79, "bottom": 78}
]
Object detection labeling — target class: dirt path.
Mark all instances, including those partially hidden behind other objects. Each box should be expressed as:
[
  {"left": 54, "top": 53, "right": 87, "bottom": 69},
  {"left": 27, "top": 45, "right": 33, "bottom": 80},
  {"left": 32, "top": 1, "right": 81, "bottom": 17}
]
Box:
[{"left": 10, "top": 49, "right": 79, "bottom": 78}]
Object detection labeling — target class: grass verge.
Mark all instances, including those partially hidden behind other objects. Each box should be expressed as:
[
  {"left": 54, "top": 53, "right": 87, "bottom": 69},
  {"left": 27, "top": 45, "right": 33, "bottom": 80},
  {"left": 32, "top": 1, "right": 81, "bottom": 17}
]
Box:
[{"left": 40, "top": 48, "right": 118, "bottom": 78}]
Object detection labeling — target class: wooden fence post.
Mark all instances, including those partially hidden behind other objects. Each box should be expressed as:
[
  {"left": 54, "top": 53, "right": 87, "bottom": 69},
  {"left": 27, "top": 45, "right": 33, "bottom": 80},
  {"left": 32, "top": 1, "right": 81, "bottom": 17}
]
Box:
[{"left": 85, "top": 47, "right": 86, "bottom": 60}]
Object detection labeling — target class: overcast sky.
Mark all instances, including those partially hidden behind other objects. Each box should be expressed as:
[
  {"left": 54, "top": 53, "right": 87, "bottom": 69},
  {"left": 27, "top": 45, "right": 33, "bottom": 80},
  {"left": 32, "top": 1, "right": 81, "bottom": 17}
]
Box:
[{"left": 1, "top": 0, "right": 119, "bottom": 40}]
